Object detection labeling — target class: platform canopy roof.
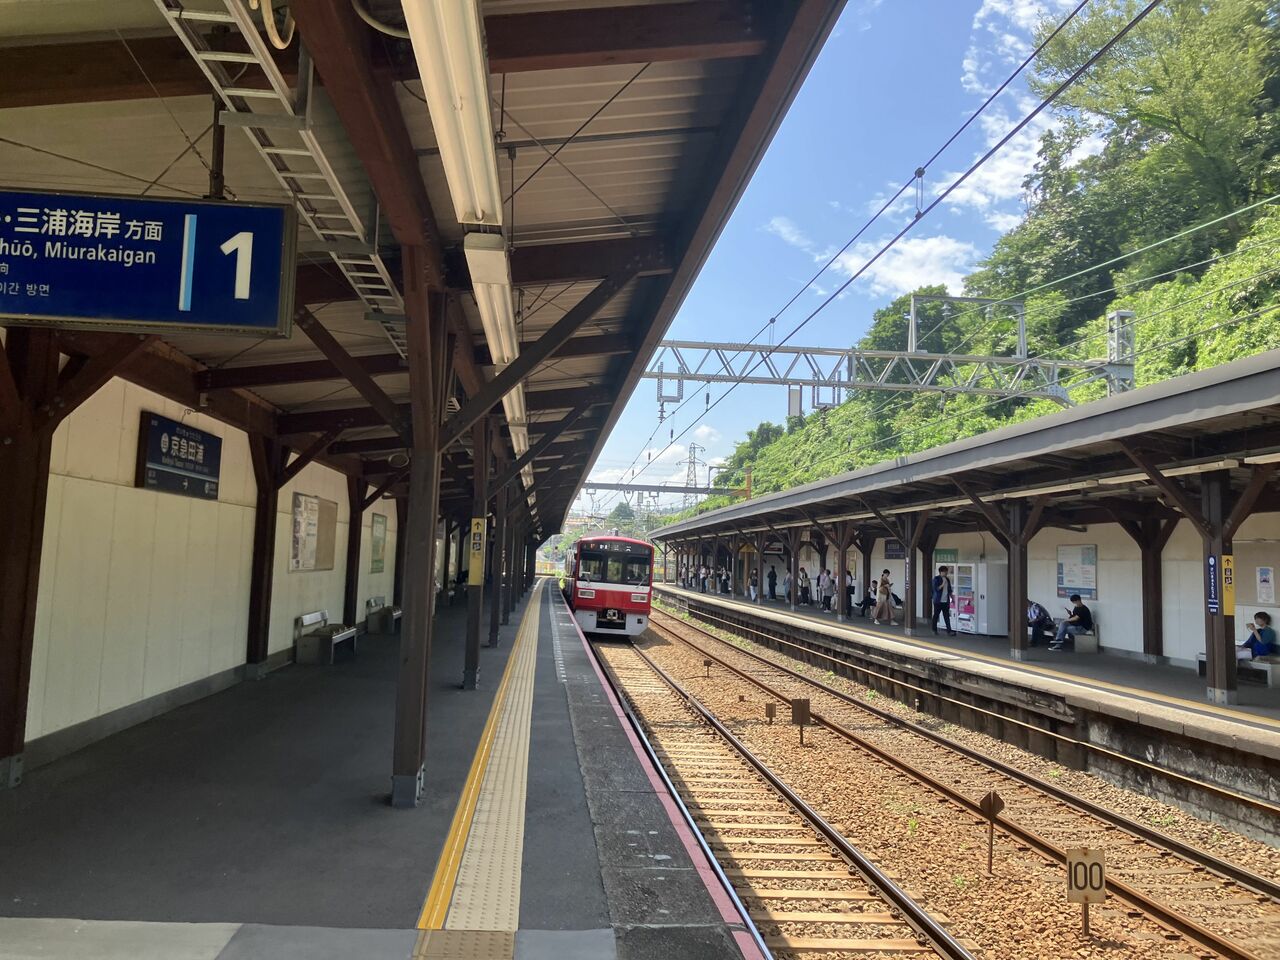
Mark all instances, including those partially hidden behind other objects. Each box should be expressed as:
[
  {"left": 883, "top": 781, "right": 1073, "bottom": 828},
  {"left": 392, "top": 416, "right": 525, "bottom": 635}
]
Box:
[
  {"left": 0, "top": 0, "right": 845, "bottom": 534},
  {"left": 653, "top": 348, "right": 1280, "bottom": 543}
]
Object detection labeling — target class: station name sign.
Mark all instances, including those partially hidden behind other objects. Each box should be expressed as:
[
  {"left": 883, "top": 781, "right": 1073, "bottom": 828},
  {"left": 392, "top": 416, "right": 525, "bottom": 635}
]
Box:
[
  {"left": 0, "top": 189, "right": 295, "bottom": 337},
  {"left": 136, "top": 412, "right": 222, "bottom": 501}
]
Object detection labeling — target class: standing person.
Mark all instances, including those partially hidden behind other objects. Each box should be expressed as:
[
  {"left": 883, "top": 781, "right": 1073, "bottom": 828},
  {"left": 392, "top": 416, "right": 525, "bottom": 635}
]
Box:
[
  {"left": 699, "top": 564, "right": 708, "bottom": 593},
  {"left": 1237, "top": 612, "right": 1277, "bottom": 660},
  {"left": 799, "top": 568, "right": 811, "bottom": 606},
  {"left": 1049, "top": 594, "right": 1093, "bottom": 650},
  {"left": 822, "top": 570, "right": 835, "bottom": 612},
  {"left": 749, "top": 569, "right": 759, "bottom": 602},
  {"left": 783, "top": 569, "right": 792, "bottom": 604},
  {"left": 845, "top": 569, "right": 856, "bottom": 613},
  {"left": 931, "top": 565, "right": 956, "bottom": 636},
  {"left": 873, "top": 570, "right": 897, "bottom": 625},
  {"left": 1026, "top": 599, "right": 1055, "bottom": 646},
  {"left": 767, "top": 564, "right": 778, "bottom": 600}
]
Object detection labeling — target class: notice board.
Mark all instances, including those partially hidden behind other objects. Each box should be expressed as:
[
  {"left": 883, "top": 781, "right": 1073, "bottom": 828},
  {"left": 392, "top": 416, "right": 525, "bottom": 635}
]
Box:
[
  {"left": 1057, "top": 544, "right": 1098, "bottom": 599},
  {"left": 370, "top": 513, "right": 387, "bottom": 573},
  {"left": 291, "top": 493, "right": 336, "bottom": 572}
]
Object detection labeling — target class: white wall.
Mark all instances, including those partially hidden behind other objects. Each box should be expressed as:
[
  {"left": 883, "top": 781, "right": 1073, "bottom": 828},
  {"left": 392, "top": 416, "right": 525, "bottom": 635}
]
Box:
[{"left": 25, "top": 377, "right": 396, "bottom": 742}]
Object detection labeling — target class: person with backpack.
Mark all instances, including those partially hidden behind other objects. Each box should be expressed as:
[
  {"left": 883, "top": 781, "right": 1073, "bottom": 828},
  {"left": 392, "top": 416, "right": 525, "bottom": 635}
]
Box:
[
  {"left": 931, "top": 565, "right": 956, "bottom": 636},
  {"left": 767, "top": 564, "right": 778, "bottom": 600},
  {"left": 873, "top": 570, "right": 896, "bottom": 625}
]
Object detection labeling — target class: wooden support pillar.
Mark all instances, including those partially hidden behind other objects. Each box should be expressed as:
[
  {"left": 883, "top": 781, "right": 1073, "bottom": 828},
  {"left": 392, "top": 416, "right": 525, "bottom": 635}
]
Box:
[
  {"left": 858, "top": 531, "right": 876, "bottom": 614},
  {"left": 489, "top": 483, "right": 506, "bottom": 646},
  {"left": 917, "top": 527, "right": 939, "bottom": 633},
  {"left": 391, "top": 256, "right": 448, "bottom": 809},
  {"left": 1202, "top": 472, "right": 1235, "bottom": 702},
  {"left": 464, "top": 418, "right": 489, "bottom": 689},
  {"left": 901, "top": 514, "right": 918, "bottom": 635},
  {"left": 1116, "top": 517, "right": 1178, "bottom": 662},
  {"left": 1006, "top": 501, "right": 1029, "bottom": 659},
  {"left": 246, "top": 433, "right": 285, "bottom": 677},
  {"left": 755, "top": 531, "right": 766, "bottom": 605},
  {"left": 788, "top": 530, "right": 800, "bottom": 610},
  {"left": 344, "top": 476, "right": 367, "bottom": 628},
  {"left": 0, "top": 330, "right": 59, "bottom": 788},
  {"left": 502, "top": 507, "right": 516, "bottom": 623},
  {"left": 393, "top": 497, "right": 408, "bottom": 608}
]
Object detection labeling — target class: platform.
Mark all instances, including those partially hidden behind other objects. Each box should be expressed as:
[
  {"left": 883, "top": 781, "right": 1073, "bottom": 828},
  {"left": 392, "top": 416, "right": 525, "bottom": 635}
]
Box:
[
  {"left": 654, "top": 584, "right": 1280, "bottom": 838},
  {"left": 0, "top": 582, "right": 754, "bottom": 960}
]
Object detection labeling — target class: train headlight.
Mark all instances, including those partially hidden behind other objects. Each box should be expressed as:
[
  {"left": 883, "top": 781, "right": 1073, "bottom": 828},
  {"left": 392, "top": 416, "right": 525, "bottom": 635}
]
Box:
[
  {"left": 631, "top": 593, "right": 647, "bottom": 603},
  {"left": 579, "top": 589, "right": 596, "bottom": 598}
]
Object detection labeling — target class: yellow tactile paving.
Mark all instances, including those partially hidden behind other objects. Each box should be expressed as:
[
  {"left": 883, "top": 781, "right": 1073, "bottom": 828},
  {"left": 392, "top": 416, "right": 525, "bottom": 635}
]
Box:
[
  {"left": 413, "top": 929, "right": 515, "bottom": 960},
  {"left": 418, "top": 580, "right": 545, "bottom": 932}
]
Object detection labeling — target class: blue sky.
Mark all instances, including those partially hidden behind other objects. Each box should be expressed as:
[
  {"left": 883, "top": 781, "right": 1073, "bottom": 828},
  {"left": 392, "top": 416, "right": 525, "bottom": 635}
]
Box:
[{"left": 576, "top": 0, "right": 1077, "bottom": 518}]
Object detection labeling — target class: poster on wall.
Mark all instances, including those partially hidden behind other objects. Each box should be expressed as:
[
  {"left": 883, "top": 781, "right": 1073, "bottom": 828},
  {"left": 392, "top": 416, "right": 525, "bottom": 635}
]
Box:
[
  {"left": 289, "top": 494, "right": 337, "bottom": 571},
  {"left": 291, "top": 494, "right": 319, "bottom": 571},
  {"left": 1057, "top": 544, "right": 1097, "bottom": 599},
  {"left": 135, "top": 411, "right": 221, "bottom": 501},
  {"left": 1259, "top": 566, "right": 1275, "bottom": 605},
  {"left": 370, "top": 513, "right": 387, "bottom": 573}
]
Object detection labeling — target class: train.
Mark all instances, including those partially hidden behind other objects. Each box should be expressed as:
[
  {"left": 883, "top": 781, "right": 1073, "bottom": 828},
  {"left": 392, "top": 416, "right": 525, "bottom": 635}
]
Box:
[{"left": 561, "top": 535, "right": 654, "bottom": 639}]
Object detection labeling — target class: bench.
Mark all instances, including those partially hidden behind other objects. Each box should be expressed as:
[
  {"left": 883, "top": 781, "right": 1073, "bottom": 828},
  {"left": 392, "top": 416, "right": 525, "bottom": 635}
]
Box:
[
  {"left": 365, "top": 596, "right": 402, "bottom": 635},
  {"left": 1198, "top": 652, "right": 1280, "bottom": 686},
  {"left": 1039, "top": 617, "right": 1099, "bottom": 653},
  {"left": 294, "top": 610, "right": 357, "bottom": 665}
]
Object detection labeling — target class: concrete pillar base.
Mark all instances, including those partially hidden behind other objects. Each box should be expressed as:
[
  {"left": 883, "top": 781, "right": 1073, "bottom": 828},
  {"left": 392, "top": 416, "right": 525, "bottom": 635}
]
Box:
[
  {"left": 244, "top": 661, "right": 270, "bottom": 681},
  {"left": 1009, "top": 648, "right": 1028, "bottom": 661},
  {"left": 390, "top": 767, "right": 425, "bottom": 808},
  {"left": 1, "top": 753, "right": 23, "bottom": 789},
  {"left": 462, "top": 668, "right": 479, "bottom": 690},
  {"left": 1207, "top": 686, "right": 1238, "bottom": 705}
]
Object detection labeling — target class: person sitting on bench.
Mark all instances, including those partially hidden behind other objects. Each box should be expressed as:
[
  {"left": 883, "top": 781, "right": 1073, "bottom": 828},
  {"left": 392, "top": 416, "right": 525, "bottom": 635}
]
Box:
[
  {"left": 1027, "top": 599, "right": 1055, "bottom": 647},
  {"left": 1237, "top": 611, "right": 1277, "bottom": 661},
  {"left": 1048, "top": 594, "right": 1092, "bottom": 650}
]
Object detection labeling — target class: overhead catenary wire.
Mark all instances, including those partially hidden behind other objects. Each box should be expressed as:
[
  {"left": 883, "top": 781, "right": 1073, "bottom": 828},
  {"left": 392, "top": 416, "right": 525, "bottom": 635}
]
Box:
[
  {"left": 588, "top": 0, "right": 1096, "bottom": 511},
  {"left": 592, "top": 0, "right": 1165, "bottom": 513}
]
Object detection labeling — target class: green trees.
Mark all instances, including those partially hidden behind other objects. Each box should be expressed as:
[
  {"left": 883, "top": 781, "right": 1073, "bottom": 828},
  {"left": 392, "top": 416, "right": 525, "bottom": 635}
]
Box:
[{"left": 681, "top": 0, "right": 1280, "bottom": 515}]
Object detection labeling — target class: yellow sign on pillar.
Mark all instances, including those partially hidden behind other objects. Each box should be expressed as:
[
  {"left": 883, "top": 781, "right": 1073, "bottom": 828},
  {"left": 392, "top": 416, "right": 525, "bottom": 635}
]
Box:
[
  {"left": 1222, "top": 554, "right": 1235, "bottom": 609},
  {"left": 468, "top": 518, "right": 486, "bottom": 586}
]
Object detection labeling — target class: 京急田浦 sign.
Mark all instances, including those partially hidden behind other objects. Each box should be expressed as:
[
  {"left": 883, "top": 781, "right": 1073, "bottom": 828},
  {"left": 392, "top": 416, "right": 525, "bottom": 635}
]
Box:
[{"left": 0, "top": 189, "right": 295, "bottom": 337}]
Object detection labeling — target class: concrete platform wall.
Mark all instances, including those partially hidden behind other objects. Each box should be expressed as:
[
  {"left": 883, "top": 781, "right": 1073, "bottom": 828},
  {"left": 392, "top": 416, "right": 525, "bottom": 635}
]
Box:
[{"left": 24, "top": 377, "right": 398, "bottom": 743}]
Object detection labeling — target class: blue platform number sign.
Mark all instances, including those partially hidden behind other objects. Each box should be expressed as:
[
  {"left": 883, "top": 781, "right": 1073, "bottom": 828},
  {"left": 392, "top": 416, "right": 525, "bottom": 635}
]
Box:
[
  {"left": 136, "top": 412, "right": 222, "bottom": 501},
  {"left": 1206, "top": 554, "right": 1220, "bottom": 615},
  {"left": 0, "top": 189, "right": 295, "bottom": 336}
]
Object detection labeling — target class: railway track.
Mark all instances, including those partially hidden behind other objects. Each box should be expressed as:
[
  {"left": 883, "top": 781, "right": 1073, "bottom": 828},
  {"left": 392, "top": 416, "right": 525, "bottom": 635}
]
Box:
[
  {"left": 648, "top": 607, "right": 1280, "bottom": 960},
  {"left": 593, "top": 640, "right": 977, "bottom": 960}
]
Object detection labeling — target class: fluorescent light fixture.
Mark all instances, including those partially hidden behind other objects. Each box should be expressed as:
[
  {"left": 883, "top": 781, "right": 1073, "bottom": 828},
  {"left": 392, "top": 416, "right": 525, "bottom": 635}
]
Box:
[
  {"left": 401, "top": 0, "right": 503, "bottom": 226},
  {"left": 1245, "top": 451, "right": 1280, "bottom": 465},
  {"left": 464, "top": 233, "right": 532, "bottom": 490}
]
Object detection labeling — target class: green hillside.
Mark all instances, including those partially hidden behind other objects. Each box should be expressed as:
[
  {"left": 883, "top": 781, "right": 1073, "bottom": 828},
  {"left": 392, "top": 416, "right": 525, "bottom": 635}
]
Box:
[{"left": 692, "top": 0, "right": 1280, "bottom": 515}]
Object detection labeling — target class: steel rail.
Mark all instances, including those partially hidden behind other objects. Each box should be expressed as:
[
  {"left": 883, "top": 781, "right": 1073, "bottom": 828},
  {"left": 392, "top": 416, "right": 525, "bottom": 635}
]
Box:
[
  {"left": 597, "top": 638, "right": 976, "bottom": 960},
  {"left": 654, "top": 593, "right": 1280, "bottom": 822},
  {"left": 652, "top": 606, "right": 1280, "bottom": 898},
  {"left": 649, "top": 612, "right": 1268, "bottom": 960}
]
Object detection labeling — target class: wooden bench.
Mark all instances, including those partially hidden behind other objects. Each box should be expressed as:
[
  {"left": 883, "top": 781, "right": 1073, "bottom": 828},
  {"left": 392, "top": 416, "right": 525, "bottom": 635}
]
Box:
[
  {"left": 294, "top": 610, "right": 357, "bottom": 665},
  {"left": 365, "top": 596, "right": 402, "bottom": 635},
  {"left": 1198, "top": 652, "right": 1280, "bottom": 686}
]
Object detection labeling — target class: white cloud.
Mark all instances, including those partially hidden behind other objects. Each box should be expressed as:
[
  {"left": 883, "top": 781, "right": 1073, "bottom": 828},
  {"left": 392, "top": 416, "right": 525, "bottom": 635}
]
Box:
[
  {"left": 961, "top": 0, "right": 1076, "bottom": 93},
  {"left": 985, "top": 210, "right": 1024, "bottom": 232},
  {"left": 934, "top": 104, "right": 1048, "bottom": 215},
  {"left": 832, "top": 234, "right": 979, "bottom": 297},
  {"left": 764, "top": 215, "right": 814, "bottom": 252},
  {"left": 692, "top": 424, "right": 721, "bottom": 445}
]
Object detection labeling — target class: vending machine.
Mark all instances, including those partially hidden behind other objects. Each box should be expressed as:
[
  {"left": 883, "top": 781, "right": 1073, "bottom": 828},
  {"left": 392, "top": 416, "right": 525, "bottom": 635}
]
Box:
[{"left": 949, "top": 562, "right": 1008, "bottom": 636}]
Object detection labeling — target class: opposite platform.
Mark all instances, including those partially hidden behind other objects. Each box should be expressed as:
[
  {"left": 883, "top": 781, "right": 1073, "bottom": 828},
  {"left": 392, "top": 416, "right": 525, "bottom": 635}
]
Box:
[{"left": 655, "top": 584, "right": 1280, "bottom": 840}]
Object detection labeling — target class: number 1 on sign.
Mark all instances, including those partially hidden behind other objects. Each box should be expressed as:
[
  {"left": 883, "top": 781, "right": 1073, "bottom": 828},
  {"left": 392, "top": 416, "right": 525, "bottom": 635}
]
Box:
[{"left": 220, "top": 231, "right": 254, "bottom": 300}]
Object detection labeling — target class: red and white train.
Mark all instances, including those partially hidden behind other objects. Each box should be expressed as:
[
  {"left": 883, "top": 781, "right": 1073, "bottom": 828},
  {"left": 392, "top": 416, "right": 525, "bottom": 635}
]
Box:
[{"left": 561, "top": 535, "right": 653, "bottom": 639}]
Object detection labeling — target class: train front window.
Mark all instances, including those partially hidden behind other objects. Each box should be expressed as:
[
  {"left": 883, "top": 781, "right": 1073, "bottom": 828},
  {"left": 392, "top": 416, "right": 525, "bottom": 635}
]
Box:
[
  {"left": 578, "top": 551, "right": 607, "bottom": 582},
  {"left": 576, "top": 547, "right": 651, "bottom": 585}
]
